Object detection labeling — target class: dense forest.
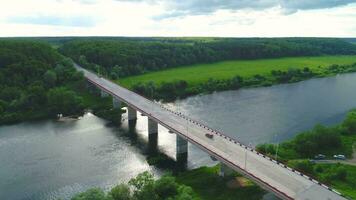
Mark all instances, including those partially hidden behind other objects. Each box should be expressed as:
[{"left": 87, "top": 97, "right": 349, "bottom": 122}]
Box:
[
  {"left": 0, "top": 40, "right": 87, "bottom": 124},
  {"left": 60, "top": 38, "right": 356, "bottom": 78},
  {"left": 0, "top": 40, "right": 123, "bottom": 125}
]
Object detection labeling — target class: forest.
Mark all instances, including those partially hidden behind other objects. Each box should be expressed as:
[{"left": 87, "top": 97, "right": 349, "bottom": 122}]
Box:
[
  {"left": 0, "top": 40, "right": 87, "bottom": 124},
  {"left": 59, "top": 38, "right": 356, "bottom": 79}
]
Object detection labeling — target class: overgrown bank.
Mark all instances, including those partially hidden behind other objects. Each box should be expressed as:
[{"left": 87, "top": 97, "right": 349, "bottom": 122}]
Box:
[
  {"left": 70, "top": 165, "right": 265, "bottom": 200},
  {"left": 127, "top": 58, "right": 356, "bottom": 101},
  {"left": 256, "top": 110, "right": 356, "bottom": 198}
]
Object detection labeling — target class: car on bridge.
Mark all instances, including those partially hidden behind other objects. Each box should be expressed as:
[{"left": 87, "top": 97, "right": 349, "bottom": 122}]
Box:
[{"left": 205, "top": 133, "right": 214, "bottom": 139}]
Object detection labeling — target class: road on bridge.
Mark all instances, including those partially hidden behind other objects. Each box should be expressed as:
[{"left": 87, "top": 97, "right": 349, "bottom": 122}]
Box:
[{"left": 75, "top": 63, "right": 346, "bottom": 200}]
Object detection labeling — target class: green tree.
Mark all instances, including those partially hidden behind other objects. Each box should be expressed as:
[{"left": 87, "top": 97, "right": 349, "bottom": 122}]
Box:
[
  {"left": 109, "top": 184, "right": 131, "bottom": 200},
  {"left": 47, "top": 87, "right": 84, "bottom": 117},
  {"left": 342, "top": 110, "right": 356, "bottom": 135},
  {"left": 129, "top": 171, "right": 154, "bottom": 192},
  {"left": 43, "top": 70, "right": 57, "bottom": 87},
  {"left": 154, "top": 176, "right": 178, "bottom": 199},
  {"left": 71, "top": 188, "right": 108, "bottom": 200}
]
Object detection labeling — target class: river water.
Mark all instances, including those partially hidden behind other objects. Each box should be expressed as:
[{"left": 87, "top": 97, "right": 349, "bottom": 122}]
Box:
[{"left": 1, "top": 73, "right": 356, "bottom": 200}]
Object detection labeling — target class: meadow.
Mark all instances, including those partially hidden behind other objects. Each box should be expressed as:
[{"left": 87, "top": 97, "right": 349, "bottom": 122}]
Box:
[{"left": 118, "top": 55, "right": 356, "bottom": 88}]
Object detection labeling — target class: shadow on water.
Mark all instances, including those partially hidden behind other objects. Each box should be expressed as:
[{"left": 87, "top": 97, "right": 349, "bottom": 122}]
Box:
[{"left": 110, "top": 116, "right": 186, "bottom": 173}]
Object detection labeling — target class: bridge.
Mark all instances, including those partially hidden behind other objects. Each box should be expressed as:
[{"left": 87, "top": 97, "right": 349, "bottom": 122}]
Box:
[{"left": 75, "top": 64, "right": 346, "bottom": 200}]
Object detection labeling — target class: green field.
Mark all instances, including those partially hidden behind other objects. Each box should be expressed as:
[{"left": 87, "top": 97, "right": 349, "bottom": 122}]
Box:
[{"left": 119, "top": 55, "right": 356, "bottom": 87}]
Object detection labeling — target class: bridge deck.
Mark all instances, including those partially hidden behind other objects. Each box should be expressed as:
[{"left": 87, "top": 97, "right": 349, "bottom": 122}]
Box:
[{"left": 75, "top": 64, "right": 346, "bottom": 200}]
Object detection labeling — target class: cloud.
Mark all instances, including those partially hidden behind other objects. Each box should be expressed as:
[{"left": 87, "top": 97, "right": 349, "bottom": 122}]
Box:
[
  {"left": 280, "top": 0, "right": 356, "bottom": 14},
  {"left": 7, "top": 14, "right": 98, "bottom": 27},
  {"left": 140, "top": 0, "right": 356, "bottom": 19},
  {"left": 56, "top": 0, "right": 97, "bottom": 4}
]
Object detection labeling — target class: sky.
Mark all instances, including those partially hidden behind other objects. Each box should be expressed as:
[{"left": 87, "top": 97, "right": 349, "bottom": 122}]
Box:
[{"left": 1, "top": 0, "right": 356, "bottom": 37}]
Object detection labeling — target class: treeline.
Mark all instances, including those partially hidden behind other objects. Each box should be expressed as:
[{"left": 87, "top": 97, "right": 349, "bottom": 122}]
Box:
[
  {"left": 60, "top": 38, "right": 356, "bottom": 78},
  {"left": 256, "top": 110, "right": 356, "bottom": 161},
  {"left": 71, "top": 172, "right": 197, "bottom": 200},
  {"left": 131, "top": 63, "right": 356, "bottom": 101},
  {"left": 0, "top": 40, "right": 86, "bottom": 124}
]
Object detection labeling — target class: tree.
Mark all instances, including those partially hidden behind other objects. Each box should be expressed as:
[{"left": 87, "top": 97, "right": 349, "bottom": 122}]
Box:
[
  {"left": 342, "top": 110, "right": 356, "bottom": 135},
  {"left": 175, "top": 185, "right": 196, "bottom": 200},
  {"left": 47, "top": 87, "right": 84, "bottom": 117},
  {"left": 128, "top": 171, "right": 154, "bottom": 192},
  {"left": 43, "top": 70, "right": 57, "bottom": 87},
  {"left": 71, "top": 188, "right": 108, "bottom": 200},
  {"left": 154, "top": 176, "right": 178, "bottom": 199},
  {"left": 110, "top": 184, "right": 131, "bottom": 200}
]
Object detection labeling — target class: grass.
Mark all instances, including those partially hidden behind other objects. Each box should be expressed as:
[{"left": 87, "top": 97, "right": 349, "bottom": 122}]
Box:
[
  {"left": 324, "top": 164, "right": 356, "bottom": 199},
  {"left": 305, "top": 163, "right": 356, "bottom": 199},
  {"left": 175, "top": 165, "right": 265, "bottom": 200},
  {"left": 119, "top": 55, "right": 356, "bottom": 88}
]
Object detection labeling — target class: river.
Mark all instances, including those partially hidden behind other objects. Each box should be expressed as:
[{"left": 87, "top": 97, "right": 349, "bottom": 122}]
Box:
[{"left": 1, "top": 73, "right": 356, "bottom": 200}]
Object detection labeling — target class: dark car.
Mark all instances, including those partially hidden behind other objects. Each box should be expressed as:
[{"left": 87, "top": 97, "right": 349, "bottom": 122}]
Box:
[{"left": 205, "top": 133, "right": 214, "bottom": 139}]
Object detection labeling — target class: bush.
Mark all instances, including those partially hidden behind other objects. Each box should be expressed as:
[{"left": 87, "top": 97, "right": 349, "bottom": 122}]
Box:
[{"left": 290, "top": 160, "right": 315, "bottom": 175}]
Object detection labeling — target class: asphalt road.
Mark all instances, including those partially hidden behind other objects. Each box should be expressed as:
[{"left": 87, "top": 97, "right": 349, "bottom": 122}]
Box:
[{"left": 75, "top": 64, "right": 346, "bottom": 200}]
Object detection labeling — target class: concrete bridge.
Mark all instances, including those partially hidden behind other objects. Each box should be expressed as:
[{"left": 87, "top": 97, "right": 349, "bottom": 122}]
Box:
[{"left": 75, "top": 64, "right": 347, "bottom": 200}]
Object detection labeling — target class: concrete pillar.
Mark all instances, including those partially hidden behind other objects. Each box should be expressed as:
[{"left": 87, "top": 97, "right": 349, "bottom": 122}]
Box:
[
  {"left": 86, "top": 80, "right": 98, "bottom": 94},
  {"left": 176, "top": 135, "right": 188, "bottom": 165},
  {"left": 219, "top": 163, "right": 234, "bottom": 177},
  {"left": 112, "top": 98, "right": 121, "bottom": 108},
  {"left": 101, "top": 89, "right": 109, "bottom": 98},
  {"left": 127, "top": 106, "right": 137, "bottom": 121},
  {"left": 148, "top": 118, "right": 158, "bottom": 153},
  {"left": 111, "top": 97, "right": 122, "bottom": 125}
]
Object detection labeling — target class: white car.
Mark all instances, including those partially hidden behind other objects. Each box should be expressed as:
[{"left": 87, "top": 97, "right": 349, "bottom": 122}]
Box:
[{"left": 333, "top": 154, "right": 346, "bottom": 160}]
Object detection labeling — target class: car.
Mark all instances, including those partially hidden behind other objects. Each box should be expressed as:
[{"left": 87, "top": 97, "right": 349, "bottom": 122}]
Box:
[
  {"left": 205, "top": 133, "right": 214, "bottom": 139},
  {"left": 314, "top": 154, "right": 326, "bottom": 160},
  {"left": 333, "top": 154, "right": 346, "bottom": 160}
]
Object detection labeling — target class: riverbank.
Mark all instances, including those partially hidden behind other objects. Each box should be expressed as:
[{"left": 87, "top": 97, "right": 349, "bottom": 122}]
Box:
[
  {"left": 256, "top": 110, "right": 356, "bottom": 199},
  {"left": 118, "top": 56, "right": 356, "bottom": 101},
  {"left": 70, "top": 165, "right": 265, "bottom": 200},
  {"left": 175, "top": 165, "right": 265, "bottom": 200}
]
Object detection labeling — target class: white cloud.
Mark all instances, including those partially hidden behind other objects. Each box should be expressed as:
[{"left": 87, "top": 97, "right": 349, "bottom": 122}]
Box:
[{"left": 0, "top": 0, "right": 355, "bottom": 37}]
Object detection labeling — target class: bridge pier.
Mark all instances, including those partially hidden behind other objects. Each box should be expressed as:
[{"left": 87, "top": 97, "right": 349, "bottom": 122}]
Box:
[
  {"left": 148, "top": 118, "right": 158, "bottom": 153},
  {"left": 112, "top": 98, "right": 121, "bottom": 108},
  {"left": 127, "top": 106, "right": 137, "bottom": 121},
  {"left": 219, "top": 163, "right": 234, "bottom": 177},
  {"left": 86, "top": 80, "right": 97, "bottom": 93},
  {"left": 101, "top": 89, "right": 109, "bottom": 98},
  {"left": 176, "top": 135, "right": 188, "bottom": 166}
]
